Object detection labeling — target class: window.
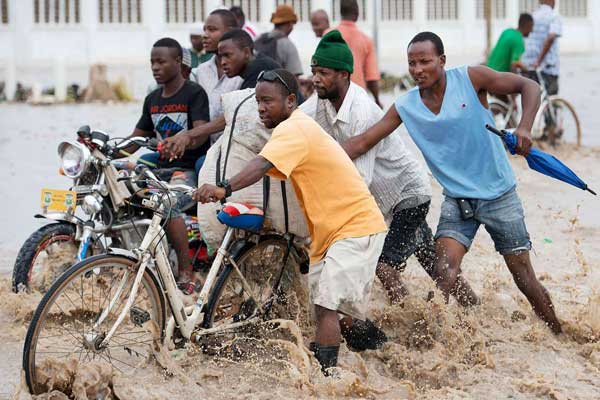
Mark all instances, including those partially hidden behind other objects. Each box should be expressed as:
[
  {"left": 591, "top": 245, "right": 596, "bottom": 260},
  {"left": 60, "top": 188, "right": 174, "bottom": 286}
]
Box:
[
  {"left": 427, "top": 0, "right": 458, "bottom": 20},
  {"left": 1, "top": 0, "right": 8, "bottom": 24},
  {"left": 275, "top": 0, "right": 311, "bottom": 22},
  {"left": 34, "top": 0, "right": 81, "bottom": 24},
  {"left": 560, "top": 0, "right": 587, "bottom": 17},
  {"left": 99, "top": 0, "right": 143, "bottom": 24},
  {"left": 381, "top": 0, "right": 413, "bottom": 20},
  {"left": 331, "top": 0, "right": 367, "bottom": 21},
  {"left": 476, "top": 0, "right": 506, "bottom": 19},
  {"left": 165, "top": 0, "right": 205, "bottom": 24},
  {"left": 222, "top": 0, "right": 261, "bottom": 23},
  {"left": 518, "top": 0, "right": 537, "bottom": 13}
]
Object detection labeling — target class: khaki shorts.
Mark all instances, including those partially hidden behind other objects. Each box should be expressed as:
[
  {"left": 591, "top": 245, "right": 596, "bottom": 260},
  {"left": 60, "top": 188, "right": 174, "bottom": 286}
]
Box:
[{"left": 308, "top": 232, "right": 386, "bottom": 320}]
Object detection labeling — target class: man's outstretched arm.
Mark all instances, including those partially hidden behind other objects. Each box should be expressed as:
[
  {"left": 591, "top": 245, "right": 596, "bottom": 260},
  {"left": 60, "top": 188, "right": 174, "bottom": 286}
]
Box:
[
  {"left": 468, "top": 65, "right": 540, "bottom": 156},
  {"left": 341, "top": 105, "right": 402, "bottom": 160},
  {"left": 193, "top": 156, "right": 274, "bottom": 203},
  {"left": 162, "top": 115, "right": 226, "bottom": 159}
]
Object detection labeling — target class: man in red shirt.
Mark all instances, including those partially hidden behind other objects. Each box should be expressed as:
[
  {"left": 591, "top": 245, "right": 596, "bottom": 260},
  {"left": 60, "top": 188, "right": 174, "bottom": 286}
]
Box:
[{"left": 335, "top": 0, "right": 381, "bottom": 107}]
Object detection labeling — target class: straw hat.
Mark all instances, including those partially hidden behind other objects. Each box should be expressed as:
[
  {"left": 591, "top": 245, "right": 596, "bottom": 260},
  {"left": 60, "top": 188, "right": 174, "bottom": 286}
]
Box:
[{"left": 271, "top": 5, "right": 298, "bottom": 24}]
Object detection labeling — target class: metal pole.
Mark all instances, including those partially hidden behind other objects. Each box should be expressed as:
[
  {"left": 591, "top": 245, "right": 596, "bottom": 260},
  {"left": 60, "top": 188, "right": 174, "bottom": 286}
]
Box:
[
  {"left": 485, "top": 0, "right": 492, "bottom": 57},
  {"left": 372, "top": 0, "right": 380, "bottom": 66}
]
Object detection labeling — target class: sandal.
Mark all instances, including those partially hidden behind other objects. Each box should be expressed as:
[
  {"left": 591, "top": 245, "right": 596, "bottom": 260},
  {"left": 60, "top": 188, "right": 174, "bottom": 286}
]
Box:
[{"left": 177, "top": 281, "right": 196, "bottom": 296}]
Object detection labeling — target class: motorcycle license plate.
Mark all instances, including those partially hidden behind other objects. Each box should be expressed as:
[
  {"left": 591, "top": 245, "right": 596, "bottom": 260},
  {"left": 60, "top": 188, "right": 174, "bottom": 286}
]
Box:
[{"left": 40, "top": 188, "right": 77, "bottom": 213}]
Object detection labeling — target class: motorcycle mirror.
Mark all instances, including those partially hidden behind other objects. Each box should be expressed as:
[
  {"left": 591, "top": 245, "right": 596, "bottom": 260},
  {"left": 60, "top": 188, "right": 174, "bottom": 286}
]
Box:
[
  {"left": 77, "top": 125, "right": 91, "bottom": 138},
  {"left": 91, "top": 130, "right": 109, "bottom": 148}
]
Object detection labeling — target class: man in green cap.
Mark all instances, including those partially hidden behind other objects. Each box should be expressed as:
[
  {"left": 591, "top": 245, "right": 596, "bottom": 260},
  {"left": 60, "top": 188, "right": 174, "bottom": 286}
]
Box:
[{"left": 301, "top": 31, "right": 479, "bottom": 313}]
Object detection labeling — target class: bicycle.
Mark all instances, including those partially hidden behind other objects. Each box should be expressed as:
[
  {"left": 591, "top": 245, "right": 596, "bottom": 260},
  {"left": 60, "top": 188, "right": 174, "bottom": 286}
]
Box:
[
  {"left": 22, "top": 166, "right": 308, "bottom": 395},
  {"left": 488, "top": 68, "right": 581, "bottom": 147}
]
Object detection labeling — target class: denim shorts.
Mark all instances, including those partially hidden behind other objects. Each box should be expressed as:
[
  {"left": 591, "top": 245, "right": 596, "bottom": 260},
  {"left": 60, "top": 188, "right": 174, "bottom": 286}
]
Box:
[{"left": 435, "top": 187, "right": 531, "bottom": 255}]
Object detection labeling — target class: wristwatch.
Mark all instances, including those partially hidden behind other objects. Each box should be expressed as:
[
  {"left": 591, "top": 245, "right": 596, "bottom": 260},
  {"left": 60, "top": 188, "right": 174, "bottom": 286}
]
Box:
[{"left": 216, "top": 179, "right": 232, "bottom": 198}]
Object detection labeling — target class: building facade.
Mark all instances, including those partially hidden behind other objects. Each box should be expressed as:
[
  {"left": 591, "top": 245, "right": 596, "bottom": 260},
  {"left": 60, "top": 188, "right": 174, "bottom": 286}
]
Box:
[{"left": 0, "top": 0, "right": 598, "bottom": 99}]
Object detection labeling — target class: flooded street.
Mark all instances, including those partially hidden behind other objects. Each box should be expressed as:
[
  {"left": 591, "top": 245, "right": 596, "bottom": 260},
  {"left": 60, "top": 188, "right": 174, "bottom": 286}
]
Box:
[{"left": 0, "top": 53, "right": 599, "bottom": 399}]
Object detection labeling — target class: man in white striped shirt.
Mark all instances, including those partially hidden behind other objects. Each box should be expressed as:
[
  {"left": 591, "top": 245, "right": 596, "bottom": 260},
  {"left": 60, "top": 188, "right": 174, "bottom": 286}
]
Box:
[
  {"left": 192, "top": 9, "right": 243, "bottom": 144},
  {"left": 300, "top": 31, "right": 479, "bottom": 312}
]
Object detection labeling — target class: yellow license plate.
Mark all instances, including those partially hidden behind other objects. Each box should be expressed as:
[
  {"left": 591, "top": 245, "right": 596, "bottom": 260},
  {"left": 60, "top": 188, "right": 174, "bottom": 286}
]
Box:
[{"left": 41, "top": 188, "right": 77, "bottom": 213}]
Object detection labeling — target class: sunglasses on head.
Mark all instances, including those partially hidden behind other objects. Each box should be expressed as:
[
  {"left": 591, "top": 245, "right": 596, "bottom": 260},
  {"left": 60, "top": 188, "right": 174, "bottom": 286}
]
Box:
[{"left": 257, "top": 70, "right": 292, "bottom": 94}]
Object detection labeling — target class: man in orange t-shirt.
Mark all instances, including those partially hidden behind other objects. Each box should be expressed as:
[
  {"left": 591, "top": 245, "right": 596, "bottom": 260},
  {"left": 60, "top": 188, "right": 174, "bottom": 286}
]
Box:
[
  {"left": 194, "top": 69, "right": 388, "bottom": 374},
  {"left": 335, "top": 0, "right": 381, "bottom": 107}
]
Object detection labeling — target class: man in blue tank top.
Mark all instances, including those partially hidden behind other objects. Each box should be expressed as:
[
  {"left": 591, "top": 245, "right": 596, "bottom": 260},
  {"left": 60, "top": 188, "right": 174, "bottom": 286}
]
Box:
[{"left": 342, "top": 32, "right": 561, "bottom": 334}]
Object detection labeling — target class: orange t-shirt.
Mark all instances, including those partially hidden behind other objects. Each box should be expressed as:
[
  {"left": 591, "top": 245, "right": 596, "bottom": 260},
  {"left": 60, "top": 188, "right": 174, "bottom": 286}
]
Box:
[
  {"left": 259, "top": 109, "right": 387, "bottom": 264},
  {"left": 335, "top": 21, "right": 381, "bottom": 89}
]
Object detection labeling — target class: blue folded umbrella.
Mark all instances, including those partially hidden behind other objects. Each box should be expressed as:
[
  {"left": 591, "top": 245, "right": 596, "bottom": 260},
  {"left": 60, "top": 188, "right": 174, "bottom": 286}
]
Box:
[{"left": 485, "top": 124, "right": 596, "bottom": 196}]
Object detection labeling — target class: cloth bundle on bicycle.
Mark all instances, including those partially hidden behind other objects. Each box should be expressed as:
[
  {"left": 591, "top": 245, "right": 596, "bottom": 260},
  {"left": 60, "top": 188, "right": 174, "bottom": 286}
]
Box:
[{"left": 197, "top": 89, "right": 309, "bottom": 250}]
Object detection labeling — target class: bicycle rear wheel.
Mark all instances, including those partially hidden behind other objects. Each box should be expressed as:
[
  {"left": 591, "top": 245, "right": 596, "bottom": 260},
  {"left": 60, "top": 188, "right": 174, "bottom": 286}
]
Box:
[
  {"left": 203, "top": 237, "right": 299, "bottom": 331},
  {"left": 533, "top": 97, "right": 582, "bottom": 147},
  {"left": 551, "top": 97, "right": 582, "bottom": 147},
  {"left": 23, "top": 254, "right": 165, "bottom": 395}
]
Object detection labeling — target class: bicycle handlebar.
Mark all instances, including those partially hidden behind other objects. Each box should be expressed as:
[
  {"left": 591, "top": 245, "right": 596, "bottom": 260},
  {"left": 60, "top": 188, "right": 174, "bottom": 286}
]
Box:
[
  {"left": 113, "top": 137, "right": 159, "bottom": 152},
  {"left": 134, "top": 165, "right": 195, "bottom": 195}
]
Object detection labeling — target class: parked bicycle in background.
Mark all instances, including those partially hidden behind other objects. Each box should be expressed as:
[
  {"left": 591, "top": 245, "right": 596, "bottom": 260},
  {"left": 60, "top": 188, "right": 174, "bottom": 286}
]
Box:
[{"left": 489, "top": 68, "right": 581, "bottom": 147}]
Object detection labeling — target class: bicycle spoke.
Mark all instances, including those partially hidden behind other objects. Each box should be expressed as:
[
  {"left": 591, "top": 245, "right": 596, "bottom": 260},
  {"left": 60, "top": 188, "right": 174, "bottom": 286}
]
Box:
[
  {"left": 109, "top": 337, "right": 155, "bottom": 348},
  {"left": 102, "top": 353, "right": 139, "bottom": 369},
  {"left": 45, "top": 303, "right": 85, "bottom": 344},
  {"left": 99, "top": 351, "right": 123, "bottom": 373}
]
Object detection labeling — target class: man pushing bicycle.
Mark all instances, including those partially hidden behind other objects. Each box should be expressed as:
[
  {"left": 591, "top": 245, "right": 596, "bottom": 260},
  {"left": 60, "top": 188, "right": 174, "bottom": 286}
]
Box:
[{"left": 193, "top": 68, "right": 388, "bottom": 374}]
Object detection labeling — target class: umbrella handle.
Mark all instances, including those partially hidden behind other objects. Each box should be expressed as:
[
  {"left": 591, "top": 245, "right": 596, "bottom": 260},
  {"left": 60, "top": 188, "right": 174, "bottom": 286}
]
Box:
[
  {"left": 485, "top": 124, "right": 507, "bottom": 138},
  {"left": 587, "top": 187, "right": 597, "bottom": 196}
]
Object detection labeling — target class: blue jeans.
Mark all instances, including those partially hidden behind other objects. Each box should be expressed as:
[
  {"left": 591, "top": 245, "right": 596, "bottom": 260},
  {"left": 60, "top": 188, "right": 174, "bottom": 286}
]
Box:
[
  {"left": 137, "top": 153, "right": 198, "bottom": 218},
  {"left": 435, "top": 187, "right": 531, "bottom": 255},
  {"left": 194, "top": 155, "right": 205, "bottom": 176},
  {"left": 165, "top": 169, "right": 197, "bottom": 218},
  {"left": 138, "top": 151, "right": 161, "bottom": 167}
]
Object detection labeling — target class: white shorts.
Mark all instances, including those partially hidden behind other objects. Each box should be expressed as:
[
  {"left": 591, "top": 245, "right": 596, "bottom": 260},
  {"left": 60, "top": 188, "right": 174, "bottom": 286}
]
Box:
[{"left": 308, "top": 232, "right": 386, "bottom": 320}]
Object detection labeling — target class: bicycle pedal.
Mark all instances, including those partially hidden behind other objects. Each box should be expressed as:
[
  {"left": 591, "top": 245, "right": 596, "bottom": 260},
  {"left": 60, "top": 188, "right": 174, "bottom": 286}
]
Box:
[{"left": 130, "top": 306, "right": 151, "bottom": 327}]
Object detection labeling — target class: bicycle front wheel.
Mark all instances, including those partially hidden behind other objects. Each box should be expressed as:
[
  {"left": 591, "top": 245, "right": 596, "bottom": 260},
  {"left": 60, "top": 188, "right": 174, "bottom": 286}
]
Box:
[
  {"left": 23, "top": 254, "right": 165, "bottom": 395},
  {"left": 489, "top": 101, "right": 517, "bottom": 130},
  {"left": 203, "top": 237, "right": 300, "bottom": 331}
]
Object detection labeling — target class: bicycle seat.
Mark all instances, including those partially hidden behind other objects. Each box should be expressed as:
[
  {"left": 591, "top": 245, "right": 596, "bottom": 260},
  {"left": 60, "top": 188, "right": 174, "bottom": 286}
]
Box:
[{"left": 217, "top": 202, "right": 264, "bottom": 231}]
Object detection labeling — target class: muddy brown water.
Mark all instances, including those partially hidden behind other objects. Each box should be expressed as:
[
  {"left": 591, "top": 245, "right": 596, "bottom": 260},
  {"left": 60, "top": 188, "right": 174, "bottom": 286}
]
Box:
[{"left": 1, "top": 145, "right": 599, "bottom": 399}]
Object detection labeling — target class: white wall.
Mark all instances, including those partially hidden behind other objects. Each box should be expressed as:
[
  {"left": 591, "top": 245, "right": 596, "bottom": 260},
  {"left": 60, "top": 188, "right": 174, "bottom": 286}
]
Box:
[{"left": 0, "top": 0, "right": 598, "bottom": 100}]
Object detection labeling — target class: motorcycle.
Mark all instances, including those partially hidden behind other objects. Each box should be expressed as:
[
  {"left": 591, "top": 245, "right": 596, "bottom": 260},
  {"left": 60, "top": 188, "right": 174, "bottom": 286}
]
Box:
[{"left": 12, "top": 125, "right": 209, "bottom": 292}]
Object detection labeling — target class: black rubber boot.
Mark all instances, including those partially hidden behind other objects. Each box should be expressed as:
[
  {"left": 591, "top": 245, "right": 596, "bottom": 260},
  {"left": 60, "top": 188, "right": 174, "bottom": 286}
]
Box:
[
  {"left": 311, "top": 343, "right": 339, "bottom": 376},
  {"left": 342, "top": 319, "right": 388, "bottom": 351}
]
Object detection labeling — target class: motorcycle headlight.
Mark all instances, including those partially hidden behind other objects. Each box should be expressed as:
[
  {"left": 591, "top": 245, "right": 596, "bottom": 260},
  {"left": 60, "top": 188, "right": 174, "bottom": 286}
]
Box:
[{"left": 58, "top": 141, "right": 91, "bottom": 178}]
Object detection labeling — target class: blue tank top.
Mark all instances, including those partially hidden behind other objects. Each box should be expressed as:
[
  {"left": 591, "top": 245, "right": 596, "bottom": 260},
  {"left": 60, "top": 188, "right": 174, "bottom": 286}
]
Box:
[{"left": 395, "top": 66, "right": 515, "bottom": 200}]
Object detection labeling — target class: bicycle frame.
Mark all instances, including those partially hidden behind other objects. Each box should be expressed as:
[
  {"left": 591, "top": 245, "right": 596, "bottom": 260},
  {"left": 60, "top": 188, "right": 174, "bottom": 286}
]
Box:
[
  {"left": 93, "top": 193, "right": 264, "bottom": 348},
  {"left": 489, "top": 96, "right": 518, "bottom": 130}
]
